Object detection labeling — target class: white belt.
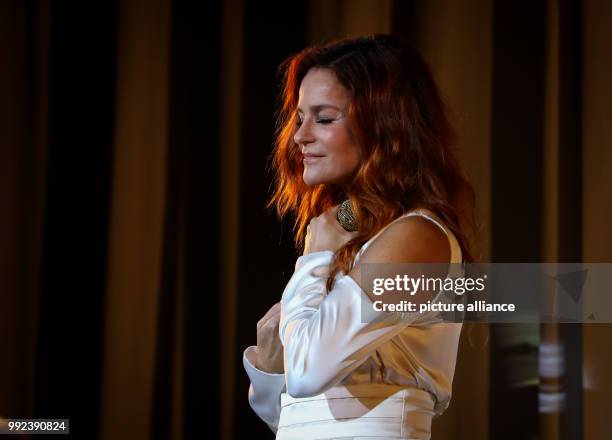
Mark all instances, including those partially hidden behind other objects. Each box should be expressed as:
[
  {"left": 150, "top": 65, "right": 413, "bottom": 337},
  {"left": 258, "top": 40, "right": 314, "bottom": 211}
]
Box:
[{"left": 276, "top": 384, "right": 435, "bottom": 440}]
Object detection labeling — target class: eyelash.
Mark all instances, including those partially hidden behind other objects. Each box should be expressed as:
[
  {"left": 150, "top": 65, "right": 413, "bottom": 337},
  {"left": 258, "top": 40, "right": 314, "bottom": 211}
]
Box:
[{"left": 295, "top": 118, "right": 334, "bottom": 127}]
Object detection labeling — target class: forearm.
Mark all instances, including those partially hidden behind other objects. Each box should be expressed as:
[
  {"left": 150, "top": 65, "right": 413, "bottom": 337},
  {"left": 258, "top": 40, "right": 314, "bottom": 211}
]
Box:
[
  {"left": 279, "top": 251, "right": 412, "bottom": 398},
  {"left": 243, "top": 346, "right": 286, "bottom": 434}
]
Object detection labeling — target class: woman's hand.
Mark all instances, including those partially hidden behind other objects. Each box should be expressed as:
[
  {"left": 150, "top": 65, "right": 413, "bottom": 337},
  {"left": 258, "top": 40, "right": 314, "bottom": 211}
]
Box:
[
  {"left": 254, "top": 302, "right": 284, "bottom": 374},
  {"left": 303, "top": 204, "right": 359, "bottom": 255}
]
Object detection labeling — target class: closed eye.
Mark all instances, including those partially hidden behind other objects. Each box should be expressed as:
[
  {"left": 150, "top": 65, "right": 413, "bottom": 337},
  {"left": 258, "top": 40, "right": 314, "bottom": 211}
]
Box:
[{"left": 295, "top": 118, "right": 335, "bottom": 127}]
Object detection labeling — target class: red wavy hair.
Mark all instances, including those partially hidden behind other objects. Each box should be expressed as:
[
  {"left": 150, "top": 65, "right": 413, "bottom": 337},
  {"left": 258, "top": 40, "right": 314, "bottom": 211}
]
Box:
[{"left": 267, "top": 34, "right": 477, "bottom": 292}]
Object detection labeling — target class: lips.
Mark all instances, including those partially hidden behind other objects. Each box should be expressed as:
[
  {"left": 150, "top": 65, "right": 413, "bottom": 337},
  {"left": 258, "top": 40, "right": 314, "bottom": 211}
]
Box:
[{"left": 303, "top": 153, "right": 324, "bottom": 164}]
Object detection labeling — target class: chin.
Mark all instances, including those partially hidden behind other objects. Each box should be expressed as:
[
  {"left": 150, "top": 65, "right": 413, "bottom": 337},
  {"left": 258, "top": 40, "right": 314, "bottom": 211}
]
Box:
[
  {"left": 303, "top": 169, "right": 330, "bottom": 186},
  {"left": 303, "top": 172, "right": 347, "bottom": 187},
  {"left": 302, "top": 174, "right": 326, "bottom": 186}
]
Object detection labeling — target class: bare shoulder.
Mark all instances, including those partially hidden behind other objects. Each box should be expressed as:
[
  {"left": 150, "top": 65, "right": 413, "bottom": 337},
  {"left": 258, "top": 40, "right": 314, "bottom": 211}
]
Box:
[{"left": 348, "top": 215, "right": 451, "bottom": 284}]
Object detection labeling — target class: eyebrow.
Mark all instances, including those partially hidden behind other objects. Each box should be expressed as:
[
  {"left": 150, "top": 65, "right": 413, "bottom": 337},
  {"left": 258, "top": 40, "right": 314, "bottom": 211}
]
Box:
[{"left": 296, "top": 104, "right": 342, "bottom": 114}]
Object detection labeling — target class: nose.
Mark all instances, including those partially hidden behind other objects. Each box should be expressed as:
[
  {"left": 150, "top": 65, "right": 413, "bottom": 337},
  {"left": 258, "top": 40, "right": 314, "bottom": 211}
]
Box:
[{"left": 293, "top": 118, "right": 315, "bottom": 147}]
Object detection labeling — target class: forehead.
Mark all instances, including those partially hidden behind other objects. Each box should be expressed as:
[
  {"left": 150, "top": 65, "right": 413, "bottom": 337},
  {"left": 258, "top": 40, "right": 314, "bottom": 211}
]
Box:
[{"left": 297, "top": 68, "right": 350, "bottom": 108}]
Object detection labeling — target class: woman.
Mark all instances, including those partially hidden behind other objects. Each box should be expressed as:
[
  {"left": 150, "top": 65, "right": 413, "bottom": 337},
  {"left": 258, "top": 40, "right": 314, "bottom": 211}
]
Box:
[{"left": 243, "top": 34, "right": 476, "bottom": 439}]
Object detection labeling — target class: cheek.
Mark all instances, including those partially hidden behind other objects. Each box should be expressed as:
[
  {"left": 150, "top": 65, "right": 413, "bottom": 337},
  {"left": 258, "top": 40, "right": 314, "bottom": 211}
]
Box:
[{"left": 322, "top": 129, "right": 361, "bottom": 166}]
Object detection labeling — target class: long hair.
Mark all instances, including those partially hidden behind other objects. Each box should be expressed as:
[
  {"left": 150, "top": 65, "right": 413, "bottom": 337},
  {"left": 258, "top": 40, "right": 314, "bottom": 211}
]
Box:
[{"left": 268, "top": 34, "right": 478, "bottom": 293}]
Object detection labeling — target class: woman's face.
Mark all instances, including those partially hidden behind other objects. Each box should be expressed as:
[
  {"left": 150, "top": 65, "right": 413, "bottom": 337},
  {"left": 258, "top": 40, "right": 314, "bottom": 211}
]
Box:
[{"left": 294, "top": 68, "right": 362, "bottom": 187}]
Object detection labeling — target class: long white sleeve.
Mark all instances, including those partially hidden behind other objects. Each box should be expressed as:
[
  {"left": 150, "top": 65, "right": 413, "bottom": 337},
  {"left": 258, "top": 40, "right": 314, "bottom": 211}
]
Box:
[
  {"left": 243, "top": 345, "right": 286, "bottom": 434},
  {"left": 243, "top": 254, "right": 332, "bottom": 433},
  {"left": 279, "top": 250, "right": 432, "bottom": 399}
]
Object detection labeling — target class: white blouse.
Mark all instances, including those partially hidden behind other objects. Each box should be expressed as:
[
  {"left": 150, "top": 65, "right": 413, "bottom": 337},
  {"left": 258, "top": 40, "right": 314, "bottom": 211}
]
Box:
[{"left": 243, "top": 209, "right": 464, "bottom": 436}]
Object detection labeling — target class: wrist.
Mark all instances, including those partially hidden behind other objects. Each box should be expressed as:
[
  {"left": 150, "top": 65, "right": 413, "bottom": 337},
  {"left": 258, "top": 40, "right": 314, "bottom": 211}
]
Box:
[
  {"left": 252, "top": 346, "right": 265, "bottom": 370},
  {"left": 252, "top": 346, "right": 283, "bottom": 374},
  {"left": 296, "top": 250, "right": 334, "bottom": 271}
]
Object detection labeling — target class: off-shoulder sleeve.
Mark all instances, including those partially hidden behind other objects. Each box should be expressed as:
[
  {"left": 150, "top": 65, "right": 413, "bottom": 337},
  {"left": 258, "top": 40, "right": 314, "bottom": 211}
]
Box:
[
  {"left": 243, "top": 345, "right": 286, "bottom": 434},
  {"left": 279, "top": 250, "right": 427, "bottom": 398}
]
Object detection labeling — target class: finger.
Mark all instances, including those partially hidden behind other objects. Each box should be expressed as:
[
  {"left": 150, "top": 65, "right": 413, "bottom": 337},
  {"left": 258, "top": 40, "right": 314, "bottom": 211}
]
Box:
[
  {"left": 266, "top": 314, "right": 281, "bottom": 328},
  {"left": 269, "top": 302, "right": 281, "bottom": 317},
  {"left": 265, "top": 305, "right": 282, "bottom": 324},
  {"left": 329, "top": 204, "right": 341, "bottom": 217},
  {"left": 258, "top": 302, "right": 281, "bottom": 330},
  {"left": 326, "top": 204, "right": 344, "bottom": 226},
  {"left": 257, "top": 309, "right": 276, "bottom": 330},
  {"left": 263, "top": 301, "right": 281, "bottom": 320},
  {"left": 258, "top": 309, "right": 273, "bottom": 328},
  {"left": 260, "top": 319, "right": 280, "bottom": 339}
]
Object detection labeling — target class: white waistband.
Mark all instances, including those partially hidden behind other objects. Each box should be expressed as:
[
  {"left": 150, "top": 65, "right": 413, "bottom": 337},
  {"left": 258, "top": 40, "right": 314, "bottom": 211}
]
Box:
[{"left": 277, "top": 384, "right": 435, "bottom": 440}]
